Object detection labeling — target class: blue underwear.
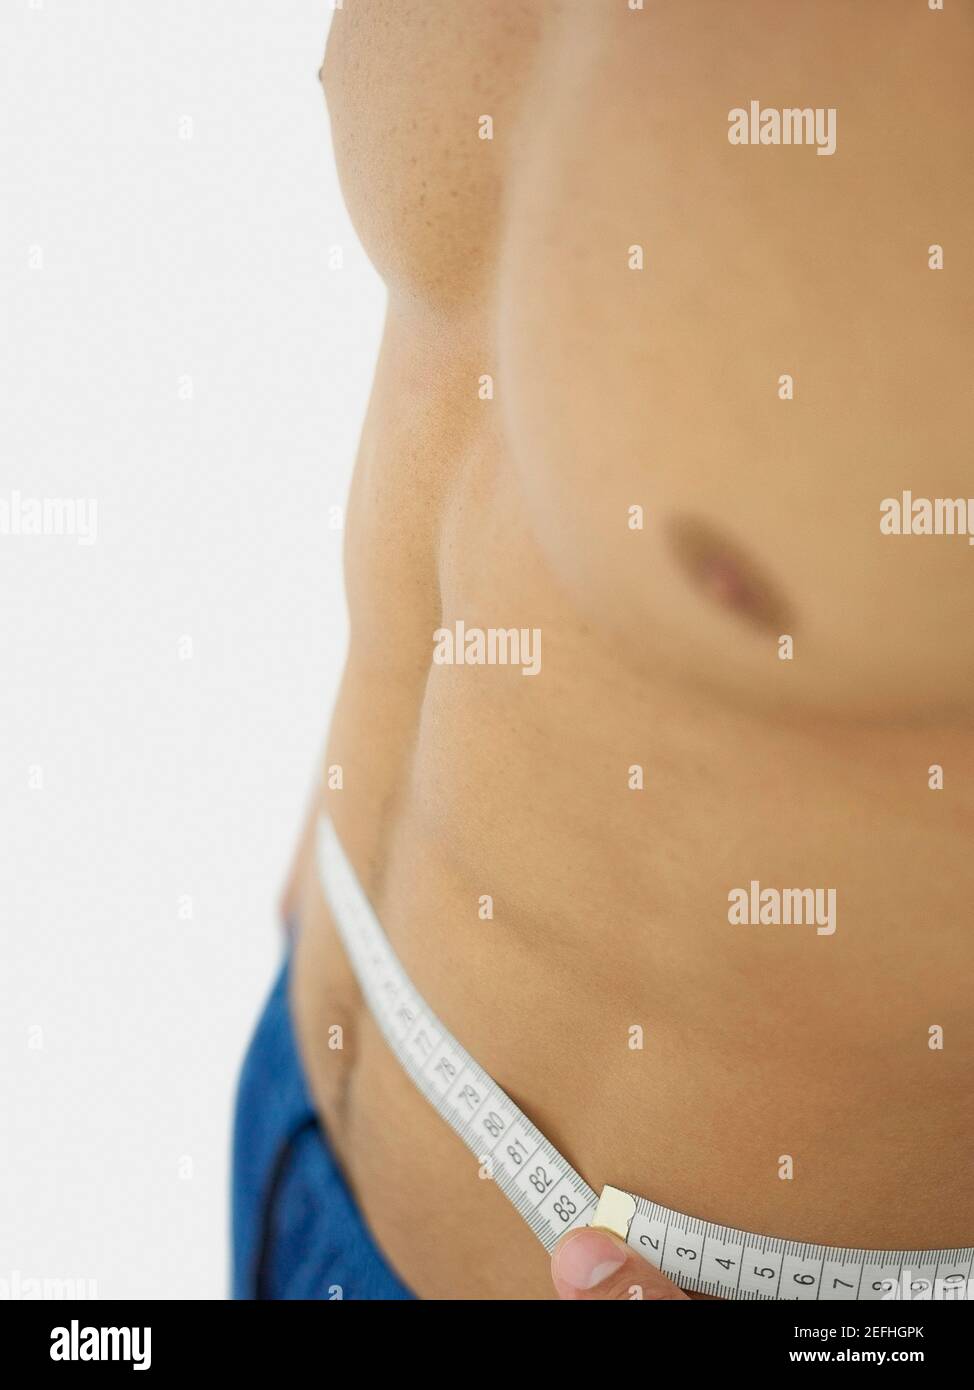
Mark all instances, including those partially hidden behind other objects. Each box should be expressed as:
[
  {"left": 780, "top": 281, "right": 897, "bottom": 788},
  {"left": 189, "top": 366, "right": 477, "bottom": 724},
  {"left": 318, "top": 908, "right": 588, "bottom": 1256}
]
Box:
[{"left": 231, "top": 953, "right": 416, "bottom": 1300}]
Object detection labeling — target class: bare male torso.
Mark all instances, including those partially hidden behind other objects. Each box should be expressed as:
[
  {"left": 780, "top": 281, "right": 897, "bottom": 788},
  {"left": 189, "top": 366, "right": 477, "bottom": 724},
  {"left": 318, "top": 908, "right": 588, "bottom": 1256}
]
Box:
[{"left": 288, "top": 1, "right": 974, "bottom": 1300}]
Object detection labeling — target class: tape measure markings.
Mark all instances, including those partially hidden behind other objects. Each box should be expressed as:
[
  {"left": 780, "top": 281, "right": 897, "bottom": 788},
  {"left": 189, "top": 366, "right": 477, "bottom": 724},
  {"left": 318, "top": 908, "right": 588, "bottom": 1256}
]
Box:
[{"left": 317, "top": 817, "right": 972, "bottom": 1300}]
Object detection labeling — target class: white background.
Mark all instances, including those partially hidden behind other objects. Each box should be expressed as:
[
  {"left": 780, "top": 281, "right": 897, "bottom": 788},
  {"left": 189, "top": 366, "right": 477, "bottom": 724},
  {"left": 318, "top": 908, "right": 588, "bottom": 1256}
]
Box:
[{"left": 0, "top": 1, "right": 382, "bottom": 1298}]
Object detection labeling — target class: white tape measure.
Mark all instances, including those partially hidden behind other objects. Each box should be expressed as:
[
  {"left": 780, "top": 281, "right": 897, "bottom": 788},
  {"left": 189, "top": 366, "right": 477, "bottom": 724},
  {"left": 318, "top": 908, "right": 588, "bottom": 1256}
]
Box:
[{"left": 317, "top": 816, "right": 972, "bottom": 1300}]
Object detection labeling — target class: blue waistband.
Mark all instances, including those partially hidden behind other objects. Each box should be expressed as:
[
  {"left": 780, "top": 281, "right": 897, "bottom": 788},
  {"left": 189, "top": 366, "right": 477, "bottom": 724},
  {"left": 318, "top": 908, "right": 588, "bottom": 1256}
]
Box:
[{"left": 231, "top": 955, "right": 415, "bottom": 1300}]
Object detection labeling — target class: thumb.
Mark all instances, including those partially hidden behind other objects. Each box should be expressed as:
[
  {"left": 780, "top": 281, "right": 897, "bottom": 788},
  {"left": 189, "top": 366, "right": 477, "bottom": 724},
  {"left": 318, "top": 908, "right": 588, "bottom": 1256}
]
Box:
[{"left": 551, "top": 1227, "right": 690, "bottom": 1301}]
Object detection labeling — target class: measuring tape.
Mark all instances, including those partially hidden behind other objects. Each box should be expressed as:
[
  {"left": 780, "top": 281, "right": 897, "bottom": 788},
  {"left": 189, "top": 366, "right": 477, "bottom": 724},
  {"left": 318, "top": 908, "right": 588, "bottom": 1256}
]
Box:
[{"left": 316, "top": 816, "right": 972, "bottom": 1300}]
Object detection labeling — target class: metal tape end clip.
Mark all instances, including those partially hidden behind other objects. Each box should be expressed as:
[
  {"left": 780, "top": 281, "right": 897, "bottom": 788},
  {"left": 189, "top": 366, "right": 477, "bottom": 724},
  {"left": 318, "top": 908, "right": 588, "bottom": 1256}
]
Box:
[{"left": 591, "top": 1185, "right": 637, "bottom": 1242}]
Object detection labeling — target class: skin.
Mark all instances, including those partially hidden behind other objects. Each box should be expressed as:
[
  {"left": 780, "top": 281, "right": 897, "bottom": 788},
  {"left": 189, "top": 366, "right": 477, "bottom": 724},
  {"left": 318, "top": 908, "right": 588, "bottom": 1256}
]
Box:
[{"left": 285, "top": 1, "right": 974, "bottom": 1301}]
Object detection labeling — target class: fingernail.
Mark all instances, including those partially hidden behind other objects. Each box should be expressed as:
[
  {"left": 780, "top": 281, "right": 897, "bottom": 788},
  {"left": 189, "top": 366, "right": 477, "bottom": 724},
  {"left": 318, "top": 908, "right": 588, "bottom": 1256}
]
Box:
[{"left": 553, "top": 1230, "right": 627, "bottom": 1291}]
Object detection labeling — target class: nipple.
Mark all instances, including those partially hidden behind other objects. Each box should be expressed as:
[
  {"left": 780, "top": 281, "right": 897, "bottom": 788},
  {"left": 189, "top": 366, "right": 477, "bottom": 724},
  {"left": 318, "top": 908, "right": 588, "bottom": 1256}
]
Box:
[{"left": 666, "top": 515, "right": 793, "bottom": 633}]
